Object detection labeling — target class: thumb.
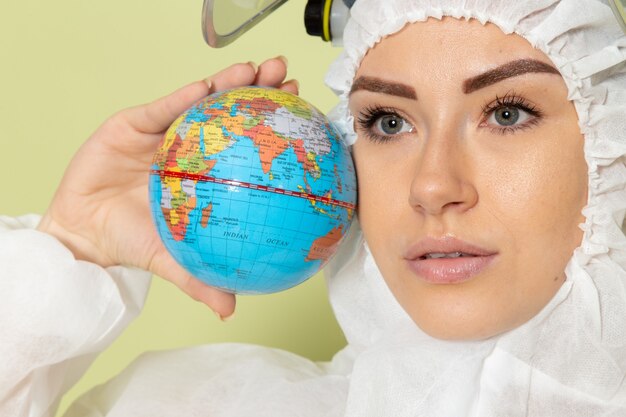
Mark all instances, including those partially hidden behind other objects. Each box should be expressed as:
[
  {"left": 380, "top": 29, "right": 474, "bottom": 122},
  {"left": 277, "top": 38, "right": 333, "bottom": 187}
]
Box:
[
  {"left": 125, "top": 80, "right": 212, "bottom": 135},
  {"left": 148, "top": 246, "right": 236, "bottom": 319}
]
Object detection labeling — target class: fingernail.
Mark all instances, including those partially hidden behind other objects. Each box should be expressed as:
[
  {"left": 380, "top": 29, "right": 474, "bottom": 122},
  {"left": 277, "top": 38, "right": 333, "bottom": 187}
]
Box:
[
  {"left": 220, "top": 312, "right": 236, "bottom": 322},
  {"left": 286, "top": 78, "right": 300, "bottom": 90},
  {"left": 276, "top": 55, "right": 288, "bottom": 67},
  {"left": 247, "top": 61, "right": 258, "bottom": 73},
  {"left": 203, "top": 78, "right": 213, "bottom": 92}
]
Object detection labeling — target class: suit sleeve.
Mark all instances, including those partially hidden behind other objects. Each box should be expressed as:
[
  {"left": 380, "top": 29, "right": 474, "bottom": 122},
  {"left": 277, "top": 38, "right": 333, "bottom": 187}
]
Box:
[{"left": 0, "top": 214, "right": 151, "bottom": 417}]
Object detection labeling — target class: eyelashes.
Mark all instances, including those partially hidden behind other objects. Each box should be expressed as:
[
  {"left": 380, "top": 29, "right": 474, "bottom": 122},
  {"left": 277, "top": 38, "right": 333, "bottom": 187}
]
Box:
[
  {"left": 354, "top": 91, "right": 543, "bottom": 143},
  {"left": 480, "top": 92, "right": 543, "bottom": 135},
  {"left": 356, "top": 105, "right": 414, "bottom": 143}
]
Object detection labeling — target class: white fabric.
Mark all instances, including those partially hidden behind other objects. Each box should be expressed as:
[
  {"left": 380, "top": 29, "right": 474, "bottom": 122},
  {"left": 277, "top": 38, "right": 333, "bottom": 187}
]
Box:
[
  {"left": 1, "top": 1, "right": 625, "bottom": 415},
  {"left": 0, "top": 215, "right": 151, "bottom": 417},
  {"left": 0, "top": 216, "right": 352, "bottom": 417},
  {"left": 324, "top": 0, "right": 626, "bottom": 415},
  {"left": 63, "top": 345, "right": 350, "bottom": 417}
]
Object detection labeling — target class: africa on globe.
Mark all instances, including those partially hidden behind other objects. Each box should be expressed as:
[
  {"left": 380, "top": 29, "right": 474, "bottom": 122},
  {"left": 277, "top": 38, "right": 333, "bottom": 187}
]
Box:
[{"left": 149, "top": 86, "right": 357, "bottom": 294}]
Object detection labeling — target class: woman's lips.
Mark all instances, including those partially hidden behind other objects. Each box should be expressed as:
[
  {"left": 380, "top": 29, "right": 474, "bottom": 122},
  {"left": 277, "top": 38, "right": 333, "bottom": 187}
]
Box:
[
  {"left": 403, "top": 237, "right": 498, "bottom": 284},
  {"left": 406, "top": 255, "right": 497, "bottom": 284}
]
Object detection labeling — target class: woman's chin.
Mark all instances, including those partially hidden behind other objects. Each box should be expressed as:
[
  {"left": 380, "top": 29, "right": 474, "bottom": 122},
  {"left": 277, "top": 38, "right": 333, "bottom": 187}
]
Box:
[{"left": 405, "top": 303, "right": 528, "bottom": 342}]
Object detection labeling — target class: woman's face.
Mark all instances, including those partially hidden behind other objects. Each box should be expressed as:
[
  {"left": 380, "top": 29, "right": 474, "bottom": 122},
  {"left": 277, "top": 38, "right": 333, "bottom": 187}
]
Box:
[{"left": 349, "top": 17, "right": 588, "bottom": 340}]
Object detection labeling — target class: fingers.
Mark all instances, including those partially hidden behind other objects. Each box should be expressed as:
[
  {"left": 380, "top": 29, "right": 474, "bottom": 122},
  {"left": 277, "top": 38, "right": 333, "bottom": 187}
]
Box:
[
  {"left": 122, "top": 62, "right": 258, "bottom": 136},
  {"left": 124, "top": 56, "right": 299, "bottom": 135},
  {"left": 254, "top": 56, "right": 288, "bottom": 86},
  {"left": 149, "top": 248, "right": 236, "bottom": 320},
  {"left": 254, "top": 56, "right": 299, "bottom": 95},
  {"left": 180, "top": 273, "right": 237, "bottom": 320},
  {"left": 208, "top": 56, "right": 298, "bottom": 93},
  {"left": 124, "top": 80, "right": 211, "bottom": 135},
  {"left": 279, "top": 79, "right": 300, "bottom": 95},
  {"left": 205, "top": 62, "right": 258, "bottom": 92}
]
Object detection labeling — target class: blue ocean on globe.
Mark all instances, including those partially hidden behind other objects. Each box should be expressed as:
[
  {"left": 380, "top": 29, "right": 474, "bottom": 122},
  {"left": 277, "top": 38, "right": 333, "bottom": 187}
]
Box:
[{"left": 148, "top": 86, "right": 357, "bottom": 294}]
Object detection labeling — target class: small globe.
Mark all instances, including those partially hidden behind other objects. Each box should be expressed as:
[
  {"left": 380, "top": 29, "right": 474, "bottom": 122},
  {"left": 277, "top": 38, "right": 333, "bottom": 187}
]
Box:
[{"left": 149, "top": 86, "right": 357, "bottom": 294}]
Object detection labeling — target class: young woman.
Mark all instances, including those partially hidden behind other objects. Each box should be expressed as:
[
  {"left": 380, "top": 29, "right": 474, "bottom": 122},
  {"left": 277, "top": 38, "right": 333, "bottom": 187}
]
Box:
[{"left": 2, "top": 0, "right": 624, "bottom": 415}]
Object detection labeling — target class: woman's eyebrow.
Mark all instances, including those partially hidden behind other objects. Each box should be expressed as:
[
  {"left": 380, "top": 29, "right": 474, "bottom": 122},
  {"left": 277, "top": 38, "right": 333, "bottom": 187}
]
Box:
[
  {"left": 463, "top": 59, "right": 560, "bottom": 94},
  {"left": 350, "top": 76, "right": 418, "bottom": 100}
]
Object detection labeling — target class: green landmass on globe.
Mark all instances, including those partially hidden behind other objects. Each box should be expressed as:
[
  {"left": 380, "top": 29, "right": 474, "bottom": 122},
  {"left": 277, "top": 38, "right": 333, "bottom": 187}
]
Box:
[{"left": 149, "top": 86, "right": 357, "bottom": 294}]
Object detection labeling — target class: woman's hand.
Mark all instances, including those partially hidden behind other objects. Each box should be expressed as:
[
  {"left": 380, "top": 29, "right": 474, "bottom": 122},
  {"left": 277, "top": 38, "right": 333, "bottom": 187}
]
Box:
[{"left": 37, "top": 57, "right": 298, "bottom": 319}]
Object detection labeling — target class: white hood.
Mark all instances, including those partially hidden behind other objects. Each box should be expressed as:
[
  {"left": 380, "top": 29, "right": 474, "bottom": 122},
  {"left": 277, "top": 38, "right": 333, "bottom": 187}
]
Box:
[{"left": 324, "top": 0, "right": 626, "bottom": 415}]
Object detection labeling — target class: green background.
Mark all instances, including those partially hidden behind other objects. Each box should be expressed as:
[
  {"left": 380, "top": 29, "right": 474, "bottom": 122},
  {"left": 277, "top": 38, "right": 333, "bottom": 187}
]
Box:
[{"left": 0, "top": 1, "right": 347, "bottom": 414}]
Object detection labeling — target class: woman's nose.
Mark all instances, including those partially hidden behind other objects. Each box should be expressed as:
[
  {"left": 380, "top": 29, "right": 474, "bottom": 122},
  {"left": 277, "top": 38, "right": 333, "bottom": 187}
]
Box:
[{"left": 408, "top": 136, "right": 478, "bottom": 216}]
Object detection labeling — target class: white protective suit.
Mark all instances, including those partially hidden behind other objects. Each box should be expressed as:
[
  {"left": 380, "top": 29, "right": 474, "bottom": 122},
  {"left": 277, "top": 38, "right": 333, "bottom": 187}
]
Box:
[{"left": 1, "top": 0, "right": 625, "bottom": 416}]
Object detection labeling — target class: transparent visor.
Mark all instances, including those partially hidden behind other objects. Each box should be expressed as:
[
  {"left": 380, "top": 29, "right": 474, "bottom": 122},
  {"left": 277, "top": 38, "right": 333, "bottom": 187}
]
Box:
[
  {"left": 203, "top": 0, "right": 288, "bottom": 48},
  {"left": 610, "top": 0, "right": 626, "bottom": 33},
  {"left": 201, "top": 0, "right": 624, "bottom": 48}
]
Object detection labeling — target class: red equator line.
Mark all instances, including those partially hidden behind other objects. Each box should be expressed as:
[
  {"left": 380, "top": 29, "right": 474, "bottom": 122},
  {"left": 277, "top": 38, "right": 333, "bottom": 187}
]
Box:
[{"left": 151, "top": 169, "right": 356, "bottom": 210}]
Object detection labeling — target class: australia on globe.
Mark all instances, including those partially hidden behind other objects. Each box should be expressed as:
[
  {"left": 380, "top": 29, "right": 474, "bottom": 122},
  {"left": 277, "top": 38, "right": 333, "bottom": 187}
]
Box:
[{"left": 149, "top": 86, "right": 357, "bottom": 294}]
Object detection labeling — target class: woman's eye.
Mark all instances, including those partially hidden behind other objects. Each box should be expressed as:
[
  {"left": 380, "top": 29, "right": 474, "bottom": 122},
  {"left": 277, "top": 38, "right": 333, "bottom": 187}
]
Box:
[
  {"left": 488, "top": 106, "right": 532, "bottom": 127},
  {"left": 374, "top": 114, "right": 413, "bottom": 135},
  {"left": 355, "top": 106, "right": 416, "bottom": 143},
  {"left": 481, "top": 93, "right": 543, "bottom": 133}
]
